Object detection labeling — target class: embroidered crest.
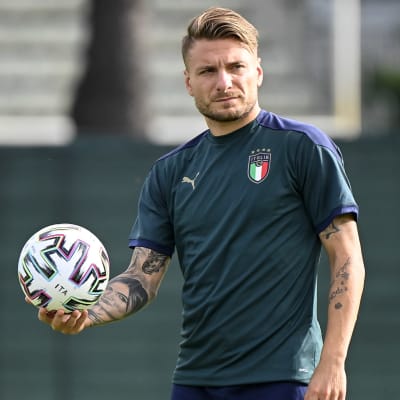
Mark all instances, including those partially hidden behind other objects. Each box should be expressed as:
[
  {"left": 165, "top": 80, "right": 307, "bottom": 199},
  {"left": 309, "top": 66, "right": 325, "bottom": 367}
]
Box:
[{"left": 248, "top": 149, "right": 271, "bottom": 184}]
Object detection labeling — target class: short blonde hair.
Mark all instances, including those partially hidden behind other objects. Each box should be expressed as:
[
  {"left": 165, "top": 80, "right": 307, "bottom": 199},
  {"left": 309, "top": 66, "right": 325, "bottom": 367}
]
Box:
[{"left": 182, "top": 7, "right": 259, "bottom": 66}]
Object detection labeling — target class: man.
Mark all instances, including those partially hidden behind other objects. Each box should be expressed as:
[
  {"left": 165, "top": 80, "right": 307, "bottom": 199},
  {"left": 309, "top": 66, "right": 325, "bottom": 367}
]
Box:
[{"left": 38, "top": 7, "right": 365, "bottom": 400}]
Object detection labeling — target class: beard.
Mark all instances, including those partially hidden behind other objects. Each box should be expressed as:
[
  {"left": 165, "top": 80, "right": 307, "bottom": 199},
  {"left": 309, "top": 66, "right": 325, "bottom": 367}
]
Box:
[{"left": 194, "top": 96, "right": 256, "bottom": 123}]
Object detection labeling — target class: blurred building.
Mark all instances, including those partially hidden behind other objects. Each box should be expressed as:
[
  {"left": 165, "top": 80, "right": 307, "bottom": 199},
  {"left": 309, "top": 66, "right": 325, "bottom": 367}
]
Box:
[
  {"left": 0, "top": 0, "right": 89, "bottom": 145},
  {"left": 145, "top": 0, "right": 400, "bottom": 143},
  {"left": 0, "top": 0, "right": 398, "bottom": 145}
]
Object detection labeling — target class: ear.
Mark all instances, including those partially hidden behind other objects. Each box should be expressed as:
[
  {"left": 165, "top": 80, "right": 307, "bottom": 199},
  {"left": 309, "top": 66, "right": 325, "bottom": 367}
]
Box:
[
  {"left": 257, "top": 58, "right": 264, "bottom": 88},
  {"left": 184, "top": 70, "right": 194, "bottom": 96}
]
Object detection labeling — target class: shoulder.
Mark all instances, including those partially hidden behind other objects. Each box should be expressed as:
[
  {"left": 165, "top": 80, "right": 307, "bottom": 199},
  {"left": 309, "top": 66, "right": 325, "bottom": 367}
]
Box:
[
  {"left": 156, "top": 129, "right": 209, "bottom": 164},
  {"left": 144, "top": 129, "right": 209, "bottom": 188},
  {"left": 256, "top": 110, "right": 342, "bottom": 161}
]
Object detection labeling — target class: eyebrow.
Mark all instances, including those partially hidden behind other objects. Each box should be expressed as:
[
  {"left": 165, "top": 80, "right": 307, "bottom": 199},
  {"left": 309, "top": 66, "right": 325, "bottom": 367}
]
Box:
[{"left": 195, "top": 60, "right": 247, "bottom": 71}]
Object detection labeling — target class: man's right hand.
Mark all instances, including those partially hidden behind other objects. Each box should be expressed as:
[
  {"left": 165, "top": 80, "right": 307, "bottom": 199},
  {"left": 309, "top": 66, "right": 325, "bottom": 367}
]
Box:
[{"left": 38, "top": 308, "right": 92, "bottom": 335}]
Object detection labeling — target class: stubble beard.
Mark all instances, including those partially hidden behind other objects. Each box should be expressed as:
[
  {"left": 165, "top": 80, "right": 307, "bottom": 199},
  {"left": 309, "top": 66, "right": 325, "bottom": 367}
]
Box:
[{"left": 195, "top": 98, "right": 256, "bottom": 123}]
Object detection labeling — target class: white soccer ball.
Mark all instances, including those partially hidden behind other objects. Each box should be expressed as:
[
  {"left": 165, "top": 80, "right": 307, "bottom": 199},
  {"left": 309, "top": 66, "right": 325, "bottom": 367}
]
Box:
[{"left": 18, "top": 223, "right": 110, "bottom": 312}]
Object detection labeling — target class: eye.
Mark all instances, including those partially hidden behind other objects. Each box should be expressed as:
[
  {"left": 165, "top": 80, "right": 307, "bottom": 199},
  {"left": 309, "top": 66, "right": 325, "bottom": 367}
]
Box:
[
  {"left": 198, "top": 67, "right": 215, "bottom": 75},
  {"left": 231, "top": 63, "right": 245, "bottom": 71},
  {"left": 118, "top": 293, "right": 129, "bottom": 304}
]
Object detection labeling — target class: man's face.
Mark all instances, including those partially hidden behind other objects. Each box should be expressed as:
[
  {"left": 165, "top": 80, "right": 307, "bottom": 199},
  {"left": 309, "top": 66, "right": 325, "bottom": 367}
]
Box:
[
  {"left": 101, "top": 281, "right": 130, "bottom": 315},
  {"left": 184, "top": 38, "right": 263, "bottom": 124}
]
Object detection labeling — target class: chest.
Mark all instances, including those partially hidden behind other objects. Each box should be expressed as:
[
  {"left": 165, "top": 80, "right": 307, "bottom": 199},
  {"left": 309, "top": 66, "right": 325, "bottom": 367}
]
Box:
[{"left": 169, "top": 141, "right": 300, "bottom": 237}]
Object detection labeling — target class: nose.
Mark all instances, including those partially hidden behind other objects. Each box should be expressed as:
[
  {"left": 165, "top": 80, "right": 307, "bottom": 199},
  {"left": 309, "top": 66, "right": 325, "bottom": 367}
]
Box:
[{"left": 216, "top": 70, "right": 233, "bottom": 92}]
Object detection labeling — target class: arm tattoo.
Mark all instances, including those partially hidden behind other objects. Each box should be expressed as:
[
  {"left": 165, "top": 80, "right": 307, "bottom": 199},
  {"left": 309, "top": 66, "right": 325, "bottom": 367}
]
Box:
[
  {"left": 88, "top": 310, "right": 104, "bottom": 324},
  {"left": 322, "top": 220, "right": 341, "bottom": 240},
  {"left": 88, "top": 276, "right": 148, "bottom": 325},
  {"left": 142, "top": 250, "right": 169, "bottom": 274},
  {"left": 131, "top": 247, "right": 169, "bottom": 275},
  {"left": 328, "top": 257, "right": 350, "bottom": 310},
  {"left": 87, "top": 248, "right": 169, "bottom": 326}
]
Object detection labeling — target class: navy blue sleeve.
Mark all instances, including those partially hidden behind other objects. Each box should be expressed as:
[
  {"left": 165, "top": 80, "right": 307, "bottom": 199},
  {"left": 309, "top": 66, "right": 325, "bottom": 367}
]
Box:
[
  {"left": 128, "top": 165, "right": 175, "bottom": 257},
  {"left": 295, "top": 134, "right": 359, "bottom": 234}
]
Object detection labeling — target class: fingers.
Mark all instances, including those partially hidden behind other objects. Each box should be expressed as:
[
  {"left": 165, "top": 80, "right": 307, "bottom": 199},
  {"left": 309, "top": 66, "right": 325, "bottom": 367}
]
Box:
[
  {"left": 38, "top": 308, "right": 89, "bottom": 335},
  {"left": 38, "top": 307, "right": 57, "bottom": 324}
]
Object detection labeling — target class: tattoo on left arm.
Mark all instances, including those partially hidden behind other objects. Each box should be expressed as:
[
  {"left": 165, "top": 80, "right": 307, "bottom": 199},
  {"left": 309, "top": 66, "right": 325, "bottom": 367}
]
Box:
[{"left": 328, "top": 257, "right": 350, "bottom": 310}]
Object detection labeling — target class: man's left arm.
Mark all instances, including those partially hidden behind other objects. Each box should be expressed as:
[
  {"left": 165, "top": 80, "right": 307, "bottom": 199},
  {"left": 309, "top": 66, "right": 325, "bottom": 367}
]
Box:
[{"left": 305, "top": 213, "right": 365, "bottom": 400}]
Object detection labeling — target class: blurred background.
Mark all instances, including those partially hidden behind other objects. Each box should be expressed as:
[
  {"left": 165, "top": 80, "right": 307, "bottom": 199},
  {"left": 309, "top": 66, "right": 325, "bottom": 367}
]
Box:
[{"left": 0, "top": 0, "right": 398, "bottom": 399}]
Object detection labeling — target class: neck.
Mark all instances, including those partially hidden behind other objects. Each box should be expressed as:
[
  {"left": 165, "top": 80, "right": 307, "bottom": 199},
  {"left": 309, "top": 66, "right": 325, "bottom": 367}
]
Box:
[{"left": 206, "top": 105, "right": 261, "bottom": 136}]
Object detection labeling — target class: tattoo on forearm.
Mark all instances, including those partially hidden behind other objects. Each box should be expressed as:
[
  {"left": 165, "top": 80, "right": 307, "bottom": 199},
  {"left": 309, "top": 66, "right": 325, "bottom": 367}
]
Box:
[
  {"left": 329, "top": 257, "right": 350, "bottom": 310},
  {"left": 87, "top": 248, "right": 169, "bottom": 326},
  {"left": 88, "top": 276, "right": 149, "bottom": 324},
  {"left": 142, "top": 250, "right": 169, "bottom": 275},
  {"left": 88, "top": 309, "right": 105, "bottom": 324},
  {"left": 323, "top": 221, "right": 341, "bottom": 240}
]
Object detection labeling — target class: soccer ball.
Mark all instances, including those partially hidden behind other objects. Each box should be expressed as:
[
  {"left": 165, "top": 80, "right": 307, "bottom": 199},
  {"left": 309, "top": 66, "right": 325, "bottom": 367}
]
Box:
[{"left": 18, "top": 223, "right": 110, "bottom": 312}]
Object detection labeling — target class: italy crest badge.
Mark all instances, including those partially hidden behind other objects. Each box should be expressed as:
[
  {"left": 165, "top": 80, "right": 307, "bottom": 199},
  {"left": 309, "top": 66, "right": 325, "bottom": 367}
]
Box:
[{"left": 248, "top": 149, "right": 271, "bottom": 184}]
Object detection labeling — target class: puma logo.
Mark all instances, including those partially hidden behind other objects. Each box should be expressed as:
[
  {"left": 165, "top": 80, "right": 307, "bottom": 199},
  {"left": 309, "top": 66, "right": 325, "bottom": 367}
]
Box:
[{"left": 182, "top": 172, "right": 200, "bottom": 190}]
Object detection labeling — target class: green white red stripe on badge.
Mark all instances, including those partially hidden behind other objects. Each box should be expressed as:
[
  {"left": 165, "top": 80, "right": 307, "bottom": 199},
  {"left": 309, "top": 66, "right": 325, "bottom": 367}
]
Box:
[{"left": 250, "top": 162, "right": 268, "bottom": 182}]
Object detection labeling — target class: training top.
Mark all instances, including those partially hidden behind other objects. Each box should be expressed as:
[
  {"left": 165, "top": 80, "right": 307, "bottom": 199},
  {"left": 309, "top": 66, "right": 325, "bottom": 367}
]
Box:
[{"left": 129, "top": 109, "right": 359, "bottom": 386}]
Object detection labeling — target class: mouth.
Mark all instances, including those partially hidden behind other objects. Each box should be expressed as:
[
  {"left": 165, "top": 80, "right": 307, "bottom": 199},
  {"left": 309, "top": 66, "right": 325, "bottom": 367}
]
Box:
[{"left": 214, "top": 96, "right": 238, "bottom": 103}]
